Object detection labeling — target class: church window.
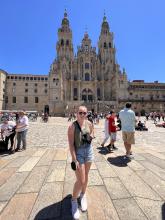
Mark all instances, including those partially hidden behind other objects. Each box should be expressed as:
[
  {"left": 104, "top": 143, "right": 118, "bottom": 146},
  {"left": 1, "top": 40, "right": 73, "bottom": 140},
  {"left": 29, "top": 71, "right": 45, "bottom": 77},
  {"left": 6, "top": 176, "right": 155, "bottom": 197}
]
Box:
[
  {"left": 45, "top": 78, "right": 48, "bottom": 80},
  {"left": 41, "top": 77, "right": 44, "bottom": 81},
  {"left": 25, "top": 83, "right": 28, "bottom": 86},
  {"left": 104, "top": 42, "right": 107, "bottom": 48},
  {"left": 61, "top": 39, "right": 64, "bottom": 46},
  {"left": 66, "top": 40, "right": 69, "bottom": 46},
  {"left": 85, "top": 73, "right": 90, "bottom": 81},
  {"left": 35, "top": 83, "right": 37, "bottom": 86},
  {"left": 74, "top": 88, "right": 77, "bottom": 96},
  {"left": 7, "top": 76, "right": 10, "bottom": 79},
  {"left": 85, "top": 45, "right": 89, "bottom": 51},
  {"left": 13, "top": 82, "right": 16, "bottom": 86},
  {"left": 97, "top": 88, "right": 101, "bottom": 97},
  {"left": 15, "top": 76, "right": 17, "bottom": 80},
  {"left": 30, "top": 77, "right": 33, "bottom": 80},
  {"left": 35, "top": 97, "right": 39, "bottom": 103},
  {"left": 19, "top": 76, "right": 22, "bottom": 80},
  {"left": 69, "top": 61, "right": 71, "bottom": 70},
  {"left": 109, "top": 42, "right": 111, "bottom": 48},
  {"left": 24, "top": 97, "right": 28, "bottom": 103},
  {"left": 45, "top": 89, "right": 48, "bottom": 94},
  {"left": 73, "top": 88, "right": 78, "bottom": 100},
  {"left": 74, "top": 75, "right": 77, "bottom": 80},
  {"left": 26, "top": 77, "right": 29, "bottom": 80},
  {"left": 25, "top": 89, "right": 28, "bottom": 93},
  {"left": 5, "top": 96, "right": 8, "bottom": 103},
  {"left": 12, "top": 97, "right": 16, "bottom": 103},
  {"left": 85, "top": 63, "right": 89, "bottom": 69},
  {"left": 34, "top": 89, "right": 37, "bottom": 93},
  {"left": 45, "top": 83, "right": 48, "bottom": 87}
]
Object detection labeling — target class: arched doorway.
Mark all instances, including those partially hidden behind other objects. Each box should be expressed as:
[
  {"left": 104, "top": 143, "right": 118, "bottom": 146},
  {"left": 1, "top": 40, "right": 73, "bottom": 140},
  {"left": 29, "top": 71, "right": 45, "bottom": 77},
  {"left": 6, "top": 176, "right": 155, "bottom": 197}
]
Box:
[{"left": 44, "top": 105, "right": 49, "bottom": 114}]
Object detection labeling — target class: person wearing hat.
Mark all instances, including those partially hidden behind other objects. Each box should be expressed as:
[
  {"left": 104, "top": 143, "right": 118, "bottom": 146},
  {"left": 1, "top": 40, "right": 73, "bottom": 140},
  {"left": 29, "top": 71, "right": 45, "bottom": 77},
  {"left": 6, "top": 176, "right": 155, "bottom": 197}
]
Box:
[
  {"left": 1, "top": 118, "right": 16, "bottom": 153},
  {"left": 15, "top": 111, "right": 29, "bottom": 151}
]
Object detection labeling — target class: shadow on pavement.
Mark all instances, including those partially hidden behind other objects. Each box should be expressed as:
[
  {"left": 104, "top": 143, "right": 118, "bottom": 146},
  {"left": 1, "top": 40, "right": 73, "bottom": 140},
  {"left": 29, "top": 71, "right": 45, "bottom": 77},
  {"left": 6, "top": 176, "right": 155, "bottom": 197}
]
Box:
[
  {"left": 107, "top": 155, "right": 131, "bottom": 167},
  {"left": 97, "top": 146, "right": 112, "bottom": 155},
  {"left": 34, "top": 194, "right": 73, "bottom": 220},
  {"left": 162, "top": 202, "right": 165, "bottom": 220}
]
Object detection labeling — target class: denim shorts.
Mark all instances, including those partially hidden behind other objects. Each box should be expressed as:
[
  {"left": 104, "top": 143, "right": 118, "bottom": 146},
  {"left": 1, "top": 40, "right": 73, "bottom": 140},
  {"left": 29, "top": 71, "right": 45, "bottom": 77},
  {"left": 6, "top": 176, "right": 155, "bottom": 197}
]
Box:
[{"left": 76, "top": 144, "right": 94, "bottom": 164}]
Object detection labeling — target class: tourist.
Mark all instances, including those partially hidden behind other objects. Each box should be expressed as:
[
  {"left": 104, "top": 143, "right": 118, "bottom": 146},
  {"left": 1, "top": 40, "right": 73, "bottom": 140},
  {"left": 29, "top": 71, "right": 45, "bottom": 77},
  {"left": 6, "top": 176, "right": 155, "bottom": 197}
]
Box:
[
  {"left": 15, "top": 111, "right": 29, "bottom": 151},
  {"left": 1, "top": 117, "right": 16, "bottom": 153},
  {"left": 119, "top": 103, "right": 136, "bottom": 159},
  {"left": 155, "top": 122, "right": 165, "bottom": 128},
  {"left": 68, "top": 106, "right": 94, "bottom": 219},
  {"left": 107, "top": 110, "right": 118, "bottom": 151},
  {"left": 101, "top": 113, "right": 110, "bottom": 147}
]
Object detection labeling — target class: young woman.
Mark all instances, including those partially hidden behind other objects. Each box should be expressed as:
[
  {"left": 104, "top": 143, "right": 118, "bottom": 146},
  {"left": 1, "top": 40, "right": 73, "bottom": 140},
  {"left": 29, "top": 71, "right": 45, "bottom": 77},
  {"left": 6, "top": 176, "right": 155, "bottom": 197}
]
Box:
[{"left": 68, "top": 106, "right": 94, "bottom": 220}]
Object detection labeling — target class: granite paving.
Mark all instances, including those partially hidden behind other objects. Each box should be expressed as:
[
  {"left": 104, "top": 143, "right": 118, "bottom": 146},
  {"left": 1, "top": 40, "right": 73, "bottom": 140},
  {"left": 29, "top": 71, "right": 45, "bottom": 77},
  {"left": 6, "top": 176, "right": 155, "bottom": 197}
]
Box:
[{"left": 0, "top": 117, "right": 165, "bottom": 220}]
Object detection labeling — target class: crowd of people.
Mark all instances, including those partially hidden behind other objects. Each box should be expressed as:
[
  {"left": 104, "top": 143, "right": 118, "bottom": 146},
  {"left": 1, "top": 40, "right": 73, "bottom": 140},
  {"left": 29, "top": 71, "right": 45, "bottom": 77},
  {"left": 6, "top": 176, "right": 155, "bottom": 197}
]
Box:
[
  {"left": 67, "top": 103, "right": 165, "bottom": 219},
  {"left": 0, "top": 111, "right": 29, "bottom": 154},
  {"left": 0, "top": 105, "right": 164, "bottom": 220}
]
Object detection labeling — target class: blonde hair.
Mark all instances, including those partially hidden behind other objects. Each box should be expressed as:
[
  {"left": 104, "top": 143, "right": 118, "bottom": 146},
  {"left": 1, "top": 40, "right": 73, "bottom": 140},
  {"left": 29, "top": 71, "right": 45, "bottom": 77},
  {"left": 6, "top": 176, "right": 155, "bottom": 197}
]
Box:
[{"left": 77, "top": 106, "right": 87, "bottom": 113}]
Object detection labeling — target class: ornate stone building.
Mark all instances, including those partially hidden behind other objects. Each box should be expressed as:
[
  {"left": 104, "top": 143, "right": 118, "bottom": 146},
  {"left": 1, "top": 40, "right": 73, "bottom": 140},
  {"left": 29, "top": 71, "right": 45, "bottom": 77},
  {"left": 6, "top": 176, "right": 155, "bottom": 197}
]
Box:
[{"left": 0, "top": 12, "right": 165, "bottom": 115}]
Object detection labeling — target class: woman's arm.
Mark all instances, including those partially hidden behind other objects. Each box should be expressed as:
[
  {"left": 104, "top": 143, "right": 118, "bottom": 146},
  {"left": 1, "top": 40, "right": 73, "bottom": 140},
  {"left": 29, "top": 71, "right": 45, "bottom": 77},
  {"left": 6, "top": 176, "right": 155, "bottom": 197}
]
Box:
[
  {"left": 1, "top": 129, "right": 4, "bottom": 140},
  {"left": 68, "top": 124, "right": 77, "bottom": 162},
  {"left": 87, "top": 121, "right": 94, "bottom": 136}
]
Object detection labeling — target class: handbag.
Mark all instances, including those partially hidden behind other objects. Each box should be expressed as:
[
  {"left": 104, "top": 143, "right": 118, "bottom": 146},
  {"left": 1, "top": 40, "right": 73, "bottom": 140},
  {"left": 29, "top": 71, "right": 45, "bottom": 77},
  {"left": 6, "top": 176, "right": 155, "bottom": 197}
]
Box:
[
  {"left": 75, "top": 121, "right": 93, "bottom": 144},
  {"left": 0, "top": 140, "right": 7, "bottom": 152}
]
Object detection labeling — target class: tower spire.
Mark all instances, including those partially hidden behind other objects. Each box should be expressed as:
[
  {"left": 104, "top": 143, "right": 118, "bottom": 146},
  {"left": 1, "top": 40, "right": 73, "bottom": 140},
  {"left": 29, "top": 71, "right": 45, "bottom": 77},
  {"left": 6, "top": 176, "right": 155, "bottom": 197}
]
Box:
[
  {"left": 103, "top": 10, "right": 106, "bottom": 22},
  {"left": 64, "top": 8, "right": 67, "bottom": 17}
]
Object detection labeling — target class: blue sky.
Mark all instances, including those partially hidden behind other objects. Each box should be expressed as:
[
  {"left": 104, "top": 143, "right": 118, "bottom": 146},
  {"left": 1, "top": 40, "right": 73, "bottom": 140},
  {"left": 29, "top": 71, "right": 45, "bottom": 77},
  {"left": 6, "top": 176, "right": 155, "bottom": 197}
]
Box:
[{"left": 0, "top": 0, "right": 165, "bottom": 82}]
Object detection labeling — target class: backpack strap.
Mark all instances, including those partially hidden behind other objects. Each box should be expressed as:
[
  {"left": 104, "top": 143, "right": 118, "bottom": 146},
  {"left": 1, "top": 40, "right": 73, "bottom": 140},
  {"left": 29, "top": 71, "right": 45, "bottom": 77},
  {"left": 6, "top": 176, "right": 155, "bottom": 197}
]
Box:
[{"left": 75, "top": 120, "right": 82, "bottom": 132}]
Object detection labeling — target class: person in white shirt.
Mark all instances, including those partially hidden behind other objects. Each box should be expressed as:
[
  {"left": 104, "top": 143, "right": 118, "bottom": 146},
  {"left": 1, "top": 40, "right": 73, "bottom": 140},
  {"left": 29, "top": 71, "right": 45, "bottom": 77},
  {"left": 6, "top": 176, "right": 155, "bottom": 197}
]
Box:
[
  {"left": 1, "top": 118, "right": 16, "bottom": 153},
  {"left": 15, "top": 111, "right": 29, "bottom": 151},
  {"left": 119, "top": 103, "right": 137, "bottom": 159},
  {"left": 101, "top": 114, "right": 110, "bottom": 147}
]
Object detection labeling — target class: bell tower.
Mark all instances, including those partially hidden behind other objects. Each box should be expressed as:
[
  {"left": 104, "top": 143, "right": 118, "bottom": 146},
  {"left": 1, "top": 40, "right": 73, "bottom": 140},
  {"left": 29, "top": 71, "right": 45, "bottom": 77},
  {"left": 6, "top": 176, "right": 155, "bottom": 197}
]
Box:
[
  {"left": 98, "top": 13, "right": 119, "bottom": 102},
  {"left": 98, "top": 13, "right": 115, "bottom": 68},
  {"left": 56, "top": 10, "right": 74, "bottom": 60}
]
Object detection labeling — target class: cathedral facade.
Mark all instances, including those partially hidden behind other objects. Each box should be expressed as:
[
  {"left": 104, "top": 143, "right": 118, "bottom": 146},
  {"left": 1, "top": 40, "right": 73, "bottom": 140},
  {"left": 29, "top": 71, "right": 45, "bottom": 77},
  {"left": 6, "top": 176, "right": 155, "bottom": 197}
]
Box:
[{"left": 0, "top": 12, "right": 165, "bottom": 115}]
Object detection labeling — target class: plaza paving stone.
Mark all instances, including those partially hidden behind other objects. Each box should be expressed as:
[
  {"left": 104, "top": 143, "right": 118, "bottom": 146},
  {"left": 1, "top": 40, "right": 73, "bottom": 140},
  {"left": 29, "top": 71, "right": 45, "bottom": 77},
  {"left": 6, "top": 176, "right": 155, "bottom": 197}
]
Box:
[{"left": 0, "top": 117, "right": 165, "bottom": 220}]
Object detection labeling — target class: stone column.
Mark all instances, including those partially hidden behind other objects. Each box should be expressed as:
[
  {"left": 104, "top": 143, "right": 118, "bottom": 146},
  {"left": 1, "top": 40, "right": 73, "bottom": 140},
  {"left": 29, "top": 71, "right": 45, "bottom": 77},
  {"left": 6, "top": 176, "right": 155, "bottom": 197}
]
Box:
[
  {"left": 95, "top": 81, "right": 97, "bottom": 102},
  {"left": 70, "top": 80, "right": 73, "bottom": 101},
  {"left": 102, "top": 81, "right": 105, "bottom": 101},
  {"left": 78, "top": 81, "right": 81, "bottom": 101}
]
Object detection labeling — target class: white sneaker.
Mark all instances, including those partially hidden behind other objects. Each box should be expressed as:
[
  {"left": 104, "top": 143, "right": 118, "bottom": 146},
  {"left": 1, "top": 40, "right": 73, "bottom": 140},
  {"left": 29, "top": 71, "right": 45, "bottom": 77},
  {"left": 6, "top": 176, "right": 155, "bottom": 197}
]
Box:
[
  {"left": 80, "top": 193, "right": 87, "bottom": 212},
  {"left": 126, "top": 154, "right": 134, "bottom": 160},
  {"left": 71, "top": 199, "right": 80, "bottom": 220}
]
